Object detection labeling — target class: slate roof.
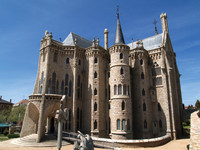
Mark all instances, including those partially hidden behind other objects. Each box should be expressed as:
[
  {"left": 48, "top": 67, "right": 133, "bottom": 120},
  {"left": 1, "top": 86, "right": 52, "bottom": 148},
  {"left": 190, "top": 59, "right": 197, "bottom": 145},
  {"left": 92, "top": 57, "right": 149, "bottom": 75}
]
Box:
[
  {"left": 62, "top": 32, "right": 163, "bottom": 51},
  {"left": 127, "top": 33, "right": 163, "bottom": 50},
  {"left": 63, "top": 32, "right": 92, "bottom": 49},
  {"left": 0, "top": 98, "right": 13, "bottom": 105},
  {"left": 114, "top": 14, "right": 125, "bottom": 45}
]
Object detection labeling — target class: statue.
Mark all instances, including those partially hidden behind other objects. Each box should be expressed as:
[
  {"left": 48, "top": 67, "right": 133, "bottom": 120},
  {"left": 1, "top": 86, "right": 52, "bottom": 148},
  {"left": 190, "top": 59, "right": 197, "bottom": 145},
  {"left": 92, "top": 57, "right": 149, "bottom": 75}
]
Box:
[
  {"left": 73, "top": 131, "right": 94, "bottom": 150},
  {"left": 55, "top": 95, "right": 69, "bottom": 150}
]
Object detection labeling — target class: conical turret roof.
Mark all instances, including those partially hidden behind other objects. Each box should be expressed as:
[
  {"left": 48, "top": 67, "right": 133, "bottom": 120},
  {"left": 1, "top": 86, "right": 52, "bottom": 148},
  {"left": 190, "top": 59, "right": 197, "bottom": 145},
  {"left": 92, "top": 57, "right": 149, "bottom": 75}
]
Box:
[{"left": 114, "top": 13, "right": 125, "bottom": 45}]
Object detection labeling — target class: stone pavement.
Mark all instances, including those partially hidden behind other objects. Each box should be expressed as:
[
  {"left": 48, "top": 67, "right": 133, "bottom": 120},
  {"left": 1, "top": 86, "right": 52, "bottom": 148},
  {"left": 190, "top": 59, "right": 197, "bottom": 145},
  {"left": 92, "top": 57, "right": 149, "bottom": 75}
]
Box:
[{"left": 0, "top": 134, "right": 190, "bottom": 150}]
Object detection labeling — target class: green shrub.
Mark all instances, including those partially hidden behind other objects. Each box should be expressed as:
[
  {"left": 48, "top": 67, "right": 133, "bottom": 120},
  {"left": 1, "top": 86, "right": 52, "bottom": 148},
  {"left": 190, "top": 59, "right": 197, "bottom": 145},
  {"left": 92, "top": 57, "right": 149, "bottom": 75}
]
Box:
[
  {"left": 3, "top": 128, "right": 8, "bottom": 136},
  {"left": 7, "top": 134, "right": 19, "bottom": 138}
]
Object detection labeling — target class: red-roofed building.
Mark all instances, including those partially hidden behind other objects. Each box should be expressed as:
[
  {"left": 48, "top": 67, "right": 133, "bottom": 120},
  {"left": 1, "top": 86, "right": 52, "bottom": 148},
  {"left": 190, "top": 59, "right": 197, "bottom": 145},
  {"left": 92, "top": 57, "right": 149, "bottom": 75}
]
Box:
[{"left": 14, "top": 99, "right": 29, "bottom": 107}]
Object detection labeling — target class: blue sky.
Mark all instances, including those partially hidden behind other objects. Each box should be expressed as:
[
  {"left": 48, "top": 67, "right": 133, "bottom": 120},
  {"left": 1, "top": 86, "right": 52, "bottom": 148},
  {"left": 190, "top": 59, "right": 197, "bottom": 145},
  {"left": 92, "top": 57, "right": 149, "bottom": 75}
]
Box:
[{"left": 0, "top": 0, "right": 199, "bottom": 105}]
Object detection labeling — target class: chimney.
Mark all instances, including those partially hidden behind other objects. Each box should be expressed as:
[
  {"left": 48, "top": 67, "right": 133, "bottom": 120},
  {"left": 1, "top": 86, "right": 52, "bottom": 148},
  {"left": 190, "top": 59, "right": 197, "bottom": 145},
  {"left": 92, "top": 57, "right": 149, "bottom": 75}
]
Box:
[
  {"left": 0, "top": 96, "right": 2, "bottom": 100},
  {"left": 104, "top": 28, "right": 109, "bottom": 50},
  {"left": 160, "top": 13, "right": 169, "bottom": 33},
  {"left": 10, "top": 99, "right": 12, "bottom": 103}
]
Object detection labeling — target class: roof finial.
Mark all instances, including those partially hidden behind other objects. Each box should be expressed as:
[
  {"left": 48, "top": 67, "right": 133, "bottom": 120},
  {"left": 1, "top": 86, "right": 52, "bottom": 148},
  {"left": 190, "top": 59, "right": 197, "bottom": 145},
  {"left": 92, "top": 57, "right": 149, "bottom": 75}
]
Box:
[
  {"left": 92, "top": 37, "right": 96, "bottom": 47},
  {"left": 116, "top": 5, "right": 119, "bottom": 19},
  {"left": 131, "top": 38, "right": 133, "bottom": 49},
  {"left": 96, "top": 37, "right": 99, "bottom": 46},
  {"left": 74, "top": 38, "right": 78, "bottom": 45},
  {"left": 153, "top": 19, "right": 158, "bottom": 35}
]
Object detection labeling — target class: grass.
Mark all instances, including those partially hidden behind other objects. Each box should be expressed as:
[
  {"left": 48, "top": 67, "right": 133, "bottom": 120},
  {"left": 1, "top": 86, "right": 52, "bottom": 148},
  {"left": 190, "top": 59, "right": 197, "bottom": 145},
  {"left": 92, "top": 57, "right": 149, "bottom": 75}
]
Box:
[
  {"left": 0, "top": 133, "right": 20, "bottom": 142},
  {"left": 0, "top": 138, "right": 8, "bottom": 141},
  {"left": 0, "top": 134, "right": 8, "bottom": 137}
]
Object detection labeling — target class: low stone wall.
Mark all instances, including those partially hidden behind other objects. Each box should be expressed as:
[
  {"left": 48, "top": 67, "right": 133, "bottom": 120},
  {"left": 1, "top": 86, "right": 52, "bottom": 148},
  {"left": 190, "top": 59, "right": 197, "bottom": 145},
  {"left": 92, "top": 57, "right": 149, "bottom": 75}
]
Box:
[
  {"left": 190, "top": 110, "right": 200, "bottom": 150},
  {"left": 92, "top": 135, "right": 171, "bottom": 148}
]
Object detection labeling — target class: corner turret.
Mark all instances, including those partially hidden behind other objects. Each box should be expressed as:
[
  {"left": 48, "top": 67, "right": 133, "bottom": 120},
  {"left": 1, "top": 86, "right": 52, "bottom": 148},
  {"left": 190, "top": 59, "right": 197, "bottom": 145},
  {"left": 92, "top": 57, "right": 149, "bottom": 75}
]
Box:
[{"left": 160, "top": 13, "right": 169, "bottom": 33}]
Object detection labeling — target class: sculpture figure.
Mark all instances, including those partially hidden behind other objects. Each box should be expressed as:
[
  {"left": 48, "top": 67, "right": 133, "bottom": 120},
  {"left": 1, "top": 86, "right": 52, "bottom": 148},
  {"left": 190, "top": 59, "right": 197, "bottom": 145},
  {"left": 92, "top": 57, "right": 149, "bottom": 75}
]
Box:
[
  {"left": 74, "top": 131, "right": 94, "bottom": 150},
  {"left": 56, "top": 95, "right": 69, "bottom": 150}
]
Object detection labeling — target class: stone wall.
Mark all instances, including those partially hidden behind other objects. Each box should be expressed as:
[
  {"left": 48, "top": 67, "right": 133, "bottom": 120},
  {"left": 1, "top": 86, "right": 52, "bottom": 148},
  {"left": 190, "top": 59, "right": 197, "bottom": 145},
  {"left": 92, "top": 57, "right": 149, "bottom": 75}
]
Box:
[{"left": 190, "top": 110, "right": 200, "bottom": 150}]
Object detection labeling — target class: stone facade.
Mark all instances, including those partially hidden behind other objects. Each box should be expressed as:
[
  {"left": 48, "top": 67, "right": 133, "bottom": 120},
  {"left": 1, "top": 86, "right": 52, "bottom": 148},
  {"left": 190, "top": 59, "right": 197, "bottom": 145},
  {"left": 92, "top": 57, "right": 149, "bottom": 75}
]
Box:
[
  {"left": 190, "top": 111, "right": 200, "bottom": 150},
  {"left": 21, "top": 12, "right": 183, "bottom": 142}
]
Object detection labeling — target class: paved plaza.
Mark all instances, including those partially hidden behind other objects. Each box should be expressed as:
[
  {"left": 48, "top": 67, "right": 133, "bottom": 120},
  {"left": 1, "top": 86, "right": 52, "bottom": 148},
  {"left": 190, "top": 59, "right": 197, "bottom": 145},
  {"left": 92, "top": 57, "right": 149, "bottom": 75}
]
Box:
[{"left": 0, "top": 134, "right": 190, "bottom": 150}]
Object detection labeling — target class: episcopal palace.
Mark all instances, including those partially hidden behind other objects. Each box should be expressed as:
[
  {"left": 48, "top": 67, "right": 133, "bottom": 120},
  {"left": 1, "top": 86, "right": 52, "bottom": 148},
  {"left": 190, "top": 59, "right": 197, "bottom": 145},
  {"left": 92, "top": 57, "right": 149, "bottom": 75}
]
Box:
[{"left": 21, "top": 12, "right": 183, "bottom": 142}]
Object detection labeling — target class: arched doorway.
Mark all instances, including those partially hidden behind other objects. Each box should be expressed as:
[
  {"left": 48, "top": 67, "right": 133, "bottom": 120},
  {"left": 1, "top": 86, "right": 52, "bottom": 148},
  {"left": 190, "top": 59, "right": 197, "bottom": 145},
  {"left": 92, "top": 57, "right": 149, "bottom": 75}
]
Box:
[{"left": 50, "top": 117, "right": 55, "bottom": 133}]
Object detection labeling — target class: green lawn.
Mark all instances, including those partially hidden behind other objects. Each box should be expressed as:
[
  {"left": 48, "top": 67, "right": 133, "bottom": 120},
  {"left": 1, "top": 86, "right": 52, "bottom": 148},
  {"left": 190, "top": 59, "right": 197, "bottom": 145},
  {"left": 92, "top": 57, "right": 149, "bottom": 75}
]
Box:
[
  {"left": 0, "top": 133, "right": 20, "bottom": 141},
  {"left": 0, "top": 138, "right": 8, "bottom": 141}
]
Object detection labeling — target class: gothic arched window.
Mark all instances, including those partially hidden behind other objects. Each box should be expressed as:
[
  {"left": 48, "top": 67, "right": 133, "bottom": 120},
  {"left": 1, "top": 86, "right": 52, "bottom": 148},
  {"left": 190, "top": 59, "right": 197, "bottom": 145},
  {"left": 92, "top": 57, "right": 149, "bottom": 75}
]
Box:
[
  {"left": 128, "top": 86, "right": 129, "bottom": 95},
  {"left": 94, "top": 120, "right": 97, "bottom": 129},
  {"left": 122, "top": 119, "right": 126, "bottom": 131},
  {"left": 108, "top": 85, "right": 110, "bottom": 100},
  {"left": 123, "top": 85, "right": 126, "bottom": 95},
  {"left": 94, "top": 72, "right": 97, "bottom": 78},
  {"left": 114, "top": 85, "right": 117, "bottom": 95},
  {"left": 141, "top": 72, "right": 144, "bottom": 79},
  {"left": 117, "top": 119, "right": 120, "bottom": 130},
  {"left": 66, "top": 58, "right": 69, "bottom": 64},
  {"left": 65, "top": 74, "right": 68, "bottom": 86},
  {"left": 120, "top": 67, "right": 124, "bottom": 75},
  {"left": 56, "top": 80, "right": 59, "bottom": 94},
  {"left": 52, "top": 72, "right": 56, "bottom": 94},
  {"left": 78, "top": 75, "right": 80, "bottom": 87},
  {"left": 142, "top": 89, "right": 145, "bottom": 96},
  {"left": 140, "top": 59, "right": 143, "bottom": 65},
  {"left": 120, "top": 53, "right": 123, "bottom": 59},
  {"left": 94, "top": 57, "right": 97, "bottom": 63},
  {"left": 143, "top": 103, "right": 146, "bottom": 111},
  {"left": 61, "top": 80, "right": 64, "bottom": 94},
  {"left": 118, "top": 84, "right": 122, "bottom": 95},
  {"left": 41, "top": 72, "right": 44, "bottom": 83},
  {"left": 69, "top": 80, "right": 72, "bottom": 97},
  {"left": 94, "top": 102, "right": 97, "bottom": 111},
  {"left": 65, "top": 87, "right": 68, "bottom": 96},
  {"left": 122, "top": 101, "right": 125, "bottom": 110},
  {"left": 144, "top": 120, "right": 147, "bottom": 129},
  {"left": 39, "top": 86, "right": 42, "bottom": 94},
  {"left": 48, "top": 79, "right": 51, "bottom": 94},
  {"left": 94, "top": 88, "right": 97, "bottom": 95}
]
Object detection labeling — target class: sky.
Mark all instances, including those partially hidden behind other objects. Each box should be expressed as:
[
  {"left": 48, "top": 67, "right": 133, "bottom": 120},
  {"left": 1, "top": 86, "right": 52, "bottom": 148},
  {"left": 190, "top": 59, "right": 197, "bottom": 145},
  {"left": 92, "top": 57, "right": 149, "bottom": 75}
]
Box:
[{"left": 0, "top": 0, "right": 199, "bottom": 106}]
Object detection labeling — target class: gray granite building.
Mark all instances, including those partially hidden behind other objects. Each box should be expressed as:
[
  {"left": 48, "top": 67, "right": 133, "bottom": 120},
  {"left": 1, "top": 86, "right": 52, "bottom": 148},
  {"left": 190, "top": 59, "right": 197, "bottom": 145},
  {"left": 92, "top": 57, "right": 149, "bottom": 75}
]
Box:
[{"left": 21, "top": 12, "right": 183, "bottom": 142}]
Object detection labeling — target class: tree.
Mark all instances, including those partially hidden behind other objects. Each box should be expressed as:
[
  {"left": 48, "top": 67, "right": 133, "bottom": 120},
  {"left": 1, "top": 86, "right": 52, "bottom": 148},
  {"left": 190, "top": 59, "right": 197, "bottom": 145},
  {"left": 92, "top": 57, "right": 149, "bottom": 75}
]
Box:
[
  {"left": 0, "top": 109, "right": 11, "bottom": 123},
  {"left": 188, "top": 105, "right": 194, "bottom": 109},
  {"left": 195, "top": 99, "right": 200, "bottom": 109},
  {"left": 8, "top": 105, "right": 26, "bottom": 124}
]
